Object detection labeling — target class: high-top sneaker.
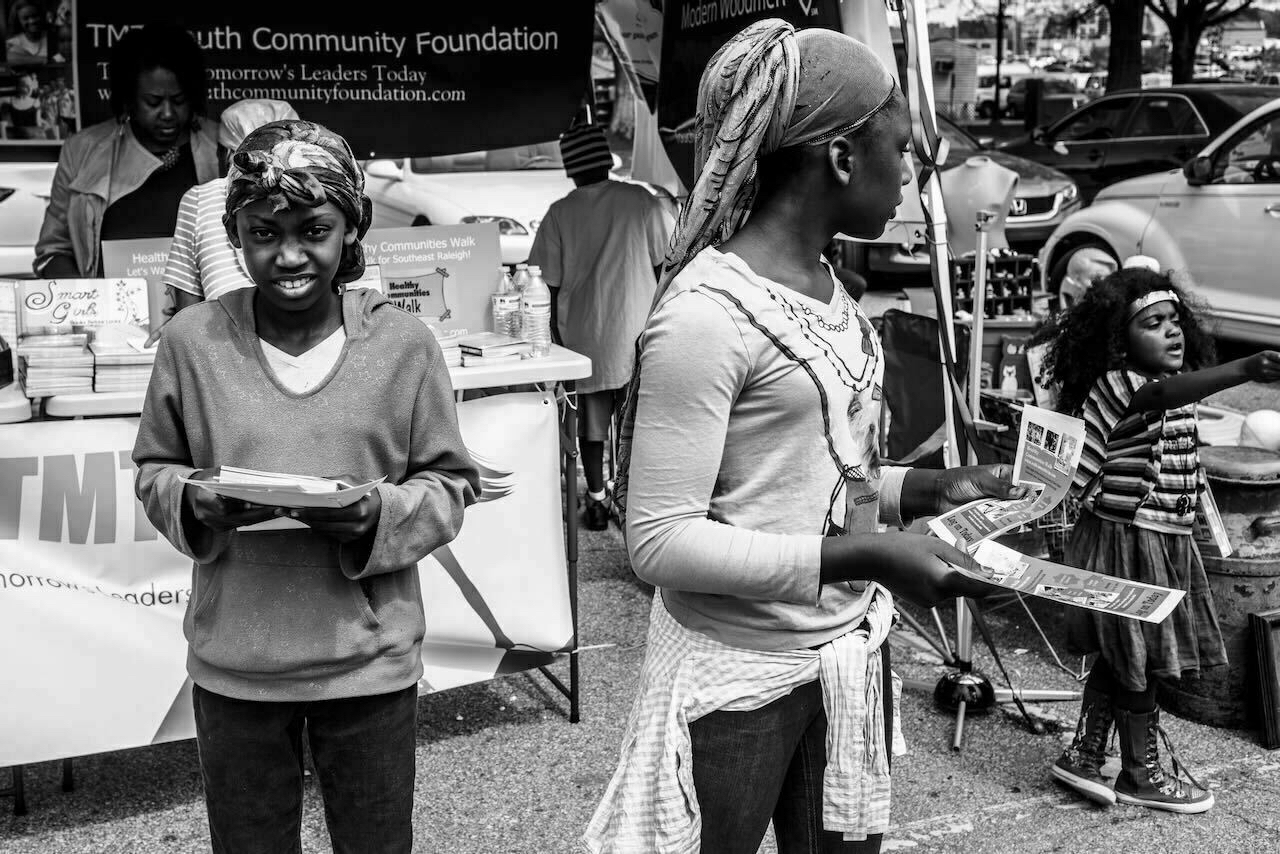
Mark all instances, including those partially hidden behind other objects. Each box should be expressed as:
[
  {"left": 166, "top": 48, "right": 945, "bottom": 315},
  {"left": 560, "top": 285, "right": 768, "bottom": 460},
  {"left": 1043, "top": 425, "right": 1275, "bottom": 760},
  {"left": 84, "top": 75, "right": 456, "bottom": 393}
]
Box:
[
  {"left": 1051, "top": 686, "right": 1116, "bottom": 805},
  {"left": 1113, "top": 706, "right": 1214, "bottom": 814}
]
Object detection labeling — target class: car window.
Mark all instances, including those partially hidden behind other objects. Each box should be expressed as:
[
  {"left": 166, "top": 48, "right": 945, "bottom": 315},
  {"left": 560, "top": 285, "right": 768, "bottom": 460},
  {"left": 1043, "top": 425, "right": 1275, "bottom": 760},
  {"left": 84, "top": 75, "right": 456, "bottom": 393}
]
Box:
[
  {"left": 1127, "top": 96, "right": 1206, "bottom": 138},
  {"left": 1217, "top": 113, "right": 1280, "bottom": 185},
  {"left": 409, "top": 142, "right": 563, "bottom": 174},
  {"left": 939, "top": 117, "right": 981, "bottom": 157},
  {"left": 1053, "top": 97, "right": 1135, "bottom": 141},
  {"left": 1215, "top": 92, "right": 1280, "bottom": 118}
]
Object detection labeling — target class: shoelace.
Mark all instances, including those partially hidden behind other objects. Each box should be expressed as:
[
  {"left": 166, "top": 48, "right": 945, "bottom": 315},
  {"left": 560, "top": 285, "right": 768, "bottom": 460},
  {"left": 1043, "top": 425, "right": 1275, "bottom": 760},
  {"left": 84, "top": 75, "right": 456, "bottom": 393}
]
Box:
[{"left": 1146, "top": 721, "right": 1206, "bottom": 795}]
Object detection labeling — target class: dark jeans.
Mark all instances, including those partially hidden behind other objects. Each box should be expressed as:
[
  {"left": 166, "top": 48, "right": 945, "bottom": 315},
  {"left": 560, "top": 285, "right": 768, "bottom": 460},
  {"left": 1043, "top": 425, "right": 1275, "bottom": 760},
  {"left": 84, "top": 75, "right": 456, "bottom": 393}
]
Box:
[
  {"left": 192, "top": 683, "right": 418, "bottom": 854},
  {"left": 689, "top": 648, "right": 892, "bottom": 854}
]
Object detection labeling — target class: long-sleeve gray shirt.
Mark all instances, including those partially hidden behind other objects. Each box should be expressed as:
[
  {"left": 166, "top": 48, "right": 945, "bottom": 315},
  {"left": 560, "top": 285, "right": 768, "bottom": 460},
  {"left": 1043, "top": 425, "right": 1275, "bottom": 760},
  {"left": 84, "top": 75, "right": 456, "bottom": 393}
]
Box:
[{"left": 625, "top": 248, "right": 908, "bottom": 651}]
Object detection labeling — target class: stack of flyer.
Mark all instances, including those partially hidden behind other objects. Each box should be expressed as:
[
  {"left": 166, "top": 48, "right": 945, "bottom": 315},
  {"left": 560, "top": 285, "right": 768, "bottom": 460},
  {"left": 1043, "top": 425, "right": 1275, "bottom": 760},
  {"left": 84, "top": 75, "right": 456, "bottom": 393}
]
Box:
[
  {"left": 90, "top": 325, "right": 156, "bottom": 393},
  {"left": 17, "top": 331, "right": 94, "bottom": 396},
  {"left": 456, "top": 331, "right": 531, "bottom": 367}
]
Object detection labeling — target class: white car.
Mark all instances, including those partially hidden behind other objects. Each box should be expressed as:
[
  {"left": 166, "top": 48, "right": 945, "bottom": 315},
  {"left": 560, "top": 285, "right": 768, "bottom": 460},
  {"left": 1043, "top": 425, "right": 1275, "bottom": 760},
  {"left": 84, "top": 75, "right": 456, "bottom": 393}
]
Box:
[
  {"left": 0, "top": 160, "right": 55, "bottom": 277},
  {"left": 1039, "top": 97, "right": 1280, "bottom": 346},
  {"left": 362, "top": 142, "right": 677, "bottom": 267}
]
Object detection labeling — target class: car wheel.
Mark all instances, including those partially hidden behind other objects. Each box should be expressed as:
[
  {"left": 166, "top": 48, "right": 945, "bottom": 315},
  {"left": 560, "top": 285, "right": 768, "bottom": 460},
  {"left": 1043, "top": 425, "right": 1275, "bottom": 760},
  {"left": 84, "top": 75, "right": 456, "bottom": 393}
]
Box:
[
  {"left": 411, "top": 215, "right": 431, "bottom": 227},
  {"left": 1047, "top": 241, "right": 1118, "bottom": 307}
]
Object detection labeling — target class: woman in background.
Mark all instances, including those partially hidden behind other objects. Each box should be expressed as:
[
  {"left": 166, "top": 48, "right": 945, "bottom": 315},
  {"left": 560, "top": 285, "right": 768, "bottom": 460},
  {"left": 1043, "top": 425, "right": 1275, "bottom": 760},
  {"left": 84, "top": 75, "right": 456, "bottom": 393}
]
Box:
[{"left": 34, "top": 21, "right": 217, "bottom": 278}]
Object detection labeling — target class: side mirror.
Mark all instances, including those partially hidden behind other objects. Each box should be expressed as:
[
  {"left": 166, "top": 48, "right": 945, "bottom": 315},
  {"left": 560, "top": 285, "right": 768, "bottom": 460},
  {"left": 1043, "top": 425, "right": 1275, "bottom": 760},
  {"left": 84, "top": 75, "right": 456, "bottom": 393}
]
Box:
[
  {"left": 1031, "top": 125, "right": 1048, "bottom": 144},
  {"left": 364, "top": 159, "right": 402, "bottom": 181},
  {"left": 1052, "top": 140, "right": 1070, "bottom": 156},
  {"left": 976, "top": 135, "right": 995, "bottom": 149},
  {"left": 1184, "top": 155, "right": 1212, "bottom": 186}
]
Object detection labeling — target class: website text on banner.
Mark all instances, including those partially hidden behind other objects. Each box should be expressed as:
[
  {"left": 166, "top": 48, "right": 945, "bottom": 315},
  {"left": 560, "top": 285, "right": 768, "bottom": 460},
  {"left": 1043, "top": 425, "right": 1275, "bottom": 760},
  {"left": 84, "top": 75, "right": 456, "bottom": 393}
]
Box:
[
  {"left": 929, "top": 405, "right": 1085, "bottom": 552},
  {"left": 72, "top": 0, "right": 597, "bottom": 158},
  {"left": 0, "top": 393, "right": 572, "bottom": 767}
]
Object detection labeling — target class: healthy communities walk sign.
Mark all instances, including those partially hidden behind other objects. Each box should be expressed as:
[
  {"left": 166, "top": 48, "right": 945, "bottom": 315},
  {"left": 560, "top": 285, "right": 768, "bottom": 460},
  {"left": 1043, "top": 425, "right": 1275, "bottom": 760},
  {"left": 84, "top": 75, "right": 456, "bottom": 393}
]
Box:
[{"left": 71, "top": 0, "right": 597, "bottom": 157}]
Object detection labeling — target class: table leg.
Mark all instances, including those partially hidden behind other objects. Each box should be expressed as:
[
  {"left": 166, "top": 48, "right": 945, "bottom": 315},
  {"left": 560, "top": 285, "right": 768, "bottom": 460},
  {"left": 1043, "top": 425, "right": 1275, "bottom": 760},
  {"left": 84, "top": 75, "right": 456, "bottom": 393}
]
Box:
[{"left": 561, "top": 385, "right": 581, "bottom": 723}]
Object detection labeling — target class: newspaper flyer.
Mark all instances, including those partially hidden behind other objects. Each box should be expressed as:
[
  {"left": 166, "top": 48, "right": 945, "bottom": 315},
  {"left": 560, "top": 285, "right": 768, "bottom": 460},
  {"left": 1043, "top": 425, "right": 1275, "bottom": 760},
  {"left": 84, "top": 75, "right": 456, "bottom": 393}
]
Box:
[
  {"left": 929, "top": 405, "right": 1085, "bottom": 551},
  {"left": 965, "top": 540, "right": 1186, "bottom": 624}
]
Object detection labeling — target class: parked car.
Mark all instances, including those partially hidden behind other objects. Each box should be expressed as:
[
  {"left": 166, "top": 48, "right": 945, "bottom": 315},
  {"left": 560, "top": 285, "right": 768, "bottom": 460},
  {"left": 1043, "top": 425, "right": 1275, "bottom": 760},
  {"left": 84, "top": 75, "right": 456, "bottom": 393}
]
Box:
[
  {"left": 1038, "top": 97, "right": 1280, "bottom": 345},
  {"left": 998, "top": 84, "right": 1280, "bottom": 203},
  {"left": 938, "top": 113, "right": 1081, "bottom": 252},
  {"left": 863, "top": 113, "right": 1081, "bottom": 280},
  {"left": 362, "top": 142, "right": 677, "bottom": 267},
  {"left": 0, "top": 155, "right": 56, "bottom": 277},
  {"left": 1004, "top": 76, "right": 1082, "bottom": 119}
]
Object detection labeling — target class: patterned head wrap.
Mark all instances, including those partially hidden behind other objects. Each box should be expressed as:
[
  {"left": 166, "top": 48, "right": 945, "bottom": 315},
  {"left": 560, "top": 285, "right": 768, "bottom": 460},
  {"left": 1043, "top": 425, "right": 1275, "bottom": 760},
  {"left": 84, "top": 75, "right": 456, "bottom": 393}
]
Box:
[
  {"left": 661, "top": 21, "right": 896, "bottom": 299},
  {"left": 614, "top": 19, "right": 898, "bottom": 523},
  {"left": 224, "top": 119, "right": 373, "bottom": 285}
]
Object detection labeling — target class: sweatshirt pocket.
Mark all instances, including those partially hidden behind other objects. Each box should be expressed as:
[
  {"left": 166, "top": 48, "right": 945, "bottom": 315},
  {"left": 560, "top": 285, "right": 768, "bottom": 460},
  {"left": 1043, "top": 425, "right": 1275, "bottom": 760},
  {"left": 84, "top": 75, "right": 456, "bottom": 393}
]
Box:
[{"left": 189, "top": 535, "right": 392, "bottom": 677}]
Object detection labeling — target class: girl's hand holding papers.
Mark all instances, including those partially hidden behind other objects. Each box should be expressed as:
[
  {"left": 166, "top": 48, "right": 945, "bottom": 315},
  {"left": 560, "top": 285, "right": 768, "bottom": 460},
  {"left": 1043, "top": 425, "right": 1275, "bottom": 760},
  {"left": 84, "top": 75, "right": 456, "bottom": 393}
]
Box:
[
  {"left": 183, "top": 468, "right": 279, "bottom": 533},
  {"left": 936, "top": 463, "right": 1029, "bottom": 511},
  {"left": 286, "top": 474, "right": 383, "bottom": 544},
  {"left": 820, "top": 531, "right": 1005, "bottom": 609}
]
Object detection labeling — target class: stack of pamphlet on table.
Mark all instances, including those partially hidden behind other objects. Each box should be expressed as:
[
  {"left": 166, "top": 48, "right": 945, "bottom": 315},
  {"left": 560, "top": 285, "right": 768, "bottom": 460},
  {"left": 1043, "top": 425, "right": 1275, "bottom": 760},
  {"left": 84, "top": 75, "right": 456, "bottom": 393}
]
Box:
[
  {"left": 436, "top": 331, "right": 464, "bottom": 368},
  {"left": 90, "top": 326, "right": 156, "bottom": 393},
  {"left": 17, "top": 331, "right": 93, "bottom": 396},
  {"left": 456, "top": 331, "right": 531, "bottom": 367}
]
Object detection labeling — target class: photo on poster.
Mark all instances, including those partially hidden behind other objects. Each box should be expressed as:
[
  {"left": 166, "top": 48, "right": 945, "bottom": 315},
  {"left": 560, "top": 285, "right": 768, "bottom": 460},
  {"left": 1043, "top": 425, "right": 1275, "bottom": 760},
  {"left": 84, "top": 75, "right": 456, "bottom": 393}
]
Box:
[
  {"left": 1027, "top": 421, "right": 1044, "bottom": 446},
  {"left": 0, "top": 0, "right": 76, "bottom": 144}
]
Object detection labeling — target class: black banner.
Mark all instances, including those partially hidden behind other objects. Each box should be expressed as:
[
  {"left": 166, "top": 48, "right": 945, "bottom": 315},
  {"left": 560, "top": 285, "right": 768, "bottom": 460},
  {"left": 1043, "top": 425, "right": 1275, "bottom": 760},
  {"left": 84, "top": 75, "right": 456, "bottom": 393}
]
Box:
[
  {"left": 657, "top": 0, "right": 842, "bottom": 188},
  {"left": 71, "top": 0, "right": 597, "bottom": 157}
]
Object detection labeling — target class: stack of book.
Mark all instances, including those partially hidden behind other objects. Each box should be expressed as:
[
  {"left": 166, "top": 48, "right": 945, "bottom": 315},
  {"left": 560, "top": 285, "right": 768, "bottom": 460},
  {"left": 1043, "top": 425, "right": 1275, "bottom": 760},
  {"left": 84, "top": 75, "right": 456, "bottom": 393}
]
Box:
[
  {"left": 430, "top": 327, "right": 465, "bottom": 368},
  {"left": 456, "top": 332, "right": 531, "bottom": 368},
  {"left": 17, "top": 332, "right": 94, "bottom": 397},
  {"left": 90, "top": 328, "right": 155, "bottom": 393}
]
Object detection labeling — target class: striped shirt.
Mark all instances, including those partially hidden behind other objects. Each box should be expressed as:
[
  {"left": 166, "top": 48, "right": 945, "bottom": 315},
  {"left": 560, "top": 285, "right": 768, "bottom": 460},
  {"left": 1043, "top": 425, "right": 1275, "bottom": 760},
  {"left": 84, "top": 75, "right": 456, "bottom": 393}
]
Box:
[
  {"left": 581, "top": 590, "right": 903, "bottom": 853},
  {"left": 1072, "top": 369, "right": 1200, "bottom": 534},
  {"left": 163, "top": 178, "right": 254, "bottom": 302}
]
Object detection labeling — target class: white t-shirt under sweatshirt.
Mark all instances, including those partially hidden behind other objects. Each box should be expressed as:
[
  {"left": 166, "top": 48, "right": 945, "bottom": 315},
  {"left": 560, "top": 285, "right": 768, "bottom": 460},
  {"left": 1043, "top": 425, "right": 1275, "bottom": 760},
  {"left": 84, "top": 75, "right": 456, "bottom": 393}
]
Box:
[
  {"left": 260, "top": 326, "right": 346, "bottom": 394},
  {"left": 625, "top": 247, "right": 909, "bottom": 652}
]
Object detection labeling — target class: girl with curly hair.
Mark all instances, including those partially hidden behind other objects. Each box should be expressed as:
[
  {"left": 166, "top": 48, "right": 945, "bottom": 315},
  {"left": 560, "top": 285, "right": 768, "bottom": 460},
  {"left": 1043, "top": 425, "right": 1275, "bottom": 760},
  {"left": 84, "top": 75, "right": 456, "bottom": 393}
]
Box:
[
  {"left": 1032, "top": 267, "right": 1280, "bottom": 813},
  {"left": 133, "top": 120, "right": 479, "bottom": 853}
]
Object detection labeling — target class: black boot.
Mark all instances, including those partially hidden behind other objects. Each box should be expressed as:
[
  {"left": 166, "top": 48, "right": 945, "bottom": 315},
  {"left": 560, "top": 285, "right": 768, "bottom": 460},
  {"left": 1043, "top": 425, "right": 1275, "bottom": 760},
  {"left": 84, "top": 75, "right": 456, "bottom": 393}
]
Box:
[
  {"left": 1114, "top": 706, "right": 1214, "bottom": 813},
  {"left": 1051, "top": 685, "right": 1116, "bottom": 805}
]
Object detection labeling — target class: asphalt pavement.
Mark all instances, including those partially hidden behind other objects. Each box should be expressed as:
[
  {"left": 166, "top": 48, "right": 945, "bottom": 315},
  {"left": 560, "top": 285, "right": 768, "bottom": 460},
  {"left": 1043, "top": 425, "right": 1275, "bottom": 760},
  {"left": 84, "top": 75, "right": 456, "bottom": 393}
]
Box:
[{"left": 3, "top": 496, "right": 1279, "bottom": 853}]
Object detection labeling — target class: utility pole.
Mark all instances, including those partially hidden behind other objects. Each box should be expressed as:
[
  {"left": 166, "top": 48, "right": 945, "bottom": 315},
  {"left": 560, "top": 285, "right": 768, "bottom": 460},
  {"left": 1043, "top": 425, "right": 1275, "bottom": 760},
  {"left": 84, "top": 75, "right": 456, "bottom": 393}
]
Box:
[{"left": 991, "top": 0, "right": 1005, "bottom": 128}]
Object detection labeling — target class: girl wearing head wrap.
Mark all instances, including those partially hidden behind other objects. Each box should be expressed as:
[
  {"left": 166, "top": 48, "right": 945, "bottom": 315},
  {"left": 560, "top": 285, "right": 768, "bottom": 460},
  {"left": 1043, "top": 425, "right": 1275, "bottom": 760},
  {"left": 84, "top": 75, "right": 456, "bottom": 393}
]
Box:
[
  {"left": 133, "top": 120, "right": 479, "bottom": 853},
  {"left": 585, "top": 20, "right": 1021, "bottom": 853}
]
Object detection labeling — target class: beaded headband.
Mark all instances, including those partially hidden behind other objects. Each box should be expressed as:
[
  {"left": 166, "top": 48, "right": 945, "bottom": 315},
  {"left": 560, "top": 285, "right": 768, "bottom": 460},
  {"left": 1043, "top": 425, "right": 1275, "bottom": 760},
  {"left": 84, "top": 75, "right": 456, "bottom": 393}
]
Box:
[{"left": 1126, "top": 289, "right": 1180, "bottom": 322}]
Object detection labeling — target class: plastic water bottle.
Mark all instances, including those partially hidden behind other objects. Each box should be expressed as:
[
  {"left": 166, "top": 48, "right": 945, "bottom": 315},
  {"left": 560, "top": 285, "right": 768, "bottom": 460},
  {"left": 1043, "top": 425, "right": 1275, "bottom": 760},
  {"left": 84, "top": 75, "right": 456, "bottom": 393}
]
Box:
[
  {"left": 511, "top": 263, "right": 531, "bottom": 296},
  {"left": 520, "top": 265, "right": 553, "bottom": 358},
  {"left": 490, "top": 266, "right": 520, "bottom": 337}
]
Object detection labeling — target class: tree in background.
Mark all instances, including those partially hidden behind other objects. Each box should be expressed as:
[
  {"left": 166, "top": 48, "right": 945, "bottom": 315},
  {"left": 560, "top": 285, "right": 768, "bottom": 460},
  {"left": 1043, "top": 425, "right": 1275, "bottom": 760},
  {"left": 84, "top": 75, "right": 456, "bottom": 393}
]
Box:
[
  {"left": 1146, "top": 0, "right": 1257, "bottom": 82},
  {"left": 1097, "top": 0, "right": 1147, "bottom": 90}
]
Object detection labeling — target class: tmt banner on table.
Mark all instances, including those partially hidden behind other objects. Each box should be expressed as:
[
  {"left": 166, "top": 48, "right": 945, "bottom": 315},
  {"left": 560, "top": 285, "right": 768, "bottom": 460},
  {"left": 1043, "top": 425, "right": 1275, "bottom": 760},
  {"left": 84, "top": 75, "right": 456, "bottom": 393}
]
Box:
[
  {"left": 71, "top": 0, "right": 596, "bottom": 158},
  {"left": 0, "top": 393, "right": 571, "bottom": 766}
]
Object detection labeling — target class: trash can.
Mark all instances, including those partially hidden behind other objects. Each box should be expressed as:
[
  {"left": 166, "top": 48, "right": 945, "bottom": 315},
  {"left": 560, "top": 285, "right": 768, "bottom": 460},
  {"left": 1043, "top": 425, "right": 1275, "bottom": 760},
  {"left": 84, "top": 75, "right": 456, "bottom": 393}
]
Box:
[{"left": 1158, "top": 446, "right": 1280, "bottom": 728}]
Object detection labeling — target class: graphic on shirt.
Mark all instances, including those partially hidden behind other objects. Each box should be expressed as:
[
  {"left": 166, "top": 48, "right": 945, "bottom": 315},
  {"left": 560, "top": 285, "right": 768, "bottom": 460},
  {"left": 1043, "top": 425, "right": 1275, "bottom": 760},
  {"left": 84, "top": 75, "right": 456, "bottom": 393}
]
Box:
[{"left": 386, "top": 268, "right": 452, "bottom": 322}]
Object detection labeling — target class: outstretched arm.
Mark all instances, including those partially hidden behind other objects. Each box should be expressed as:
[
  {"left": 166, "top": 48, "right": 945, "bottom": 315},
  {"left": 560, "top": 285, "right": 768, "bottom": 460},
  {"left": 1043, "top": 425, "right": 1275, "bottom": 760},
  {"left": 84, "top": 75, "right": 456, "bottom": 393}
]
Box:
[{"left": 1127, "top": 351, "right": 1280, "bottom": 415}]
